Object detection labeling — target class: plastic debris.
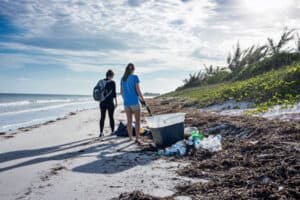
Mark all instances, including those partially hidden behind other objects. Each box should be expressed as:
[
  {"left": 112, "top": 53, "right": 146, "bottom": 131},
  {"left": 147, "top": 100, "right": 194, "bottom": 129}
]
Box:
[
  {"left": 198, "top": 134, "right": 222, "bottom": 152},
  {"left": 194, "top": 138, "right": 201, "bottom": 150},
  {"left": 186, "top": 129, "right": 204, "bottom": 150},
  {"left": 159, "top": 140, "right": 187, "bottom": 156},
  {"left": 278, "top": 186, "right": 284, "bottom": 191},
  {"left": 157, "top": 129, "right": 222, "bottom": 157},
  {"left": 191, "top": 130, "right": 204, "bottom": 141},
  {"left": 184, "top": 127, "right": 198, "bottom": 137}
]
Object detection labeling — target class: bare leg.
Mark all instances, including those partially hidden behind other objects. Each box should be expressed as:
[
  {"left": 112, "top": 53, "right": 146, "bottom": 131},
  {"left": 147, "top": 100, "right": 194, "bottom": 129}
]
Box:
[
  {"left": 133, "top": 109, "right": 141, "bottom": 142},
  {"left": 125, "top": 108, "right": 133, "bottom": 140}
]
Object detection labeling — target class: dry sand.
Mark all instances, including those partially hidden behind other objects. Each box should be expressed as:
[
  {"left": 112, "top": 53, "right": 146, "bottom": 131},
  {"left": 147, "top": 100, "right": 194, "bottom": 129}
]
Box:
[{"left": 0, "top": 106, "right": 197, "bottom": 200}]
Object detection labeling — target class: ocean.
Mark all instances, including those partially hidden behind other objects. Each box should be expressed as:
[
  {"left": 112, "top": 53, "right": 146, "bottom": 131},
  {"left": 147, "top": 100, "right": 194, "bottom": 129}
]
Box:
[{"left": 0, "top": 93, "right": 98, "bottom": 132}]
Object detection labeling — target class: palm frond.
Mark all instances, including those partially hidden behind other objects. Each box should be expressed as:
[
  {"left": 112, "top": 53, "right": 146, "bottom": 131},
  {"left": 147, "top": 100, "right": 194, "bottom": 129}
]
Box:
[{"left": 296, "top": 33, "right": 300, "bottom": 52}]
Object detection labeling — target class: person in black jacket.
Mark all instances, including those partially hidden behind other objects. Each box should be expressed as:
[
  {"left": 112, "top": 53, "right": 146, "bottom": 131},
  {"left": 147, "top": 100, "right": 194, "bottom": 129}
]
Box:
[{"left": 99, "top": 70, "right": 117, "bottom": 139}]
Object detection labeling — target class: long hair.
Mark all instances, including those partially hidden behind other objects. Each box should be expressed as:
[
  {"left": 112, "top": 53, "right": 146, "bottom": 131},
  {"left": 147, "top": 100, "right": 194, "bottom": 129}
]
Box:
[{"left": 122, "top": 63, "right": 135, "bottom": 82}]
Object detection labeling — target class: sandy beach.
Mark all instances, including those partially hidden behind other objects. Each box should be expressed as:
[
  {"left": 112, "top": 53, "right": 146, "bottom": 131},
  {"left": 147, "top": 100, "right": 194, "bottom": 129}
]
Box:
[
  {"left": 0, "top": 105, "right": 196, "bottom": 200},
  {"left": 1, "top": 0, "right": 300, "bottom": 199}
]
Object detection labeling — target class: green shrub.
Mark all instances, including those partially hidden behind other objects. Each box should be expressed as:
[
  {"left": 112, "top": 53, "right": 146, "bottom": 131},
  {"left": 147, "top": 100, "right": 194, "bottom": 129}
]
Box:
[
  {"left": 233, "top": 52, "right": 300, "bottom": 80},
  {"left": 167, "top": 63, "right": 300, "bottom": 110},
  {"left": 178, "top": 66, "right": 231, "bottom": 90}
]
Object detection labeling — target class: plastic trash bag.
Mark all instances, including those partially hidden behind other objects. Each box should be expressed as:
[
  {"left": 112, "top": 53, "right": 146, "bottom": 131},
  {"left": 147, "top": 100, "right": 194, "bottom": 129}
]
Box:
[
  {"left": 198, "top": 134, "right": 222, "bottom": 152},
  {"left": 158, "top": 140, "right": 187, "bottom": 156}
]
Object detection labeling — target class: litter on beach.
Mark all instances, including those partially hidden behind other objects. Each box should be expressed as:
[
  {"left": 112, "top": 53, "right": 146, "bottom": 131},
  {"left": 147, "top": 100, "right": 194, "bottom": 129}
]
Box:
[
  {"left": 143, "top": 110, "right": 223, "bottom": 156},
  {"left": 157, "top": 125, "right": 223, "bottom": 157},
  {"left": 145, "top": 113, "right": 186, "bottom": 147}
]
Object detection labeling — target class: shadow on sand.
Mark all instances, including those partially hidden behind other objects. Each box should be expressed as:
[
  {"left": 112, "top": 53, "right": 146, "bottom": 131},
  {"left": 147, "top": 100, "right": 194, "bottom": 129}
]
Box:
[
  {"left": 0, "top": 136, "right": 156, "bottom": 174},
  {"left": 0, "top": 137, "right": 99, "bottom": 164},
  {"left": 72, "top": 144, "right": 156, "bottom": 174}
]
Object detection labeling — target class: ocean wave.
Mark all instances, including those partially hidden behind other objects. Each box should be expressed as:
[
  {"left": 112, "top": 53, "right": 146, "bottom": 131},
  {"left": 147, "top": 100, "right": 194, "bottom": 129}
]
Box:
[
  {"left": 0, "top": 98, "right": 91, "bottom": 107},
  {"left": 0, "top": 101, "right": 32, "bottom": 107},
  {"left": 0, "top": 101, "right": 97, "bottom": 116}
]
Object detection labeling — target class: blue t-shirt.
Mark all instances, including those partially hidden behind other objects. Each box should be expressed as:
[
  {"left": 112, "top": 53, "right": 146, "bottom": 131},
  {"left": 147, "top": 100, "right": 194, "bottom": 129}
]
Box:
[{"left": 121, "top": 74, "right": 140, "bottom": 106}]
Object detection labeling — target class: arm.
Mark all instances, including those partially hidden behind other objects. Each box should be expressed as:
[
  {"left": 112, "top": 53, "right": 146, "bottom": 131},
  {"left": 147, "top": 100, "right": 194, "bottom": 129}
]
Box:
[
  {"left": 114, "top": 97, "right": 118, "bottom": 107},
  {"left": 136, "top": 83, "right": 145, "bottom": 103},
  {"left": 120, "top": 85, "right": 123, "bottom": 97},
  {"left": 112, "top": 82, "right": 117, "bottom": 107}
]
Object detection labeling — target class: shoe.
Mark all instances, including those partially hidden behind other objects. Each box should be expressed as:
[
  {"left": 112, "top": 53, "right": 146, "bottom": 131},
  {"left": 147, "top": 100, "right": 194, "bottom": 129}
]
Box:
[
  {"left": 135, "top": 139, "right": 142, "bottom": 145},
  {"left": 99, "top": 133, "right": 104, "bottom": 141}
]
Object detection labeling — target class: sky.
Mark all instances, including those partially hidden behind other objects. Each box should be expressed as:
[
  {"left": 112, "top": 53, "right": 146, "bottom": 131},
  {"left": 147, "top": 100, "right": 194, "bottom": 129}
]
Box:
[{"left": 0, "top": 0, "right": 300, "bottom": 95}]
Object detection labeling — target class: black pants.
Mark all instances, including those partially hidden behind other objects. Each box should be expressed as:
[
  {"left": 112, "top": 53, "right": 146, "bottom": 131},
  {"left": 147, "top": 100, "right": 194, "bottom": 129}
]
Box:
[{"left": 100, "top": 103, "right": 115, "bottom": 134}]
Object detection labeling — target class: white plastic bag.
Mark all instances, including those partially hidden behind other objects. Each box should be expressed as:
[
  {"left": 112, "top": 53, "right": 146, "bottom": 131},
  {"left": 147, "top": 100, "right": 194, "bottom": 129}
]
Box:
[{"left": 199, "top": 134, "right": 222, "bottom": 152}]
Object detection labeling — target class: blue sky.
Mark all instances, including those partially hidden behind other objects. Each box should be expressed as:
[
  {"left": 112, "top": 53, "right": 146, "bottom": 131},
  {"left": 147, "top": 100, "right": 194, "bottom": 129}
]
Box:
[{"left": 0, "top": 0, "right": 300, "bottom": 95}]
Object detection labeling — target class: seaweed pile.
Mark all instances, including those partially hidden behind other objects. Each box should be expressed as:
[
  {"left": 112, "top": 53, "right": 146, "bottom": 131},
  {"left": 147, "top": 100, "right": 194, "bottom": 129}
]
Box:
[
  {"left": 116, "top": 191, "right": 173, "bottom": 200},
  {"left": 118, "top": 98, "right": 300, "bottom": 199}
]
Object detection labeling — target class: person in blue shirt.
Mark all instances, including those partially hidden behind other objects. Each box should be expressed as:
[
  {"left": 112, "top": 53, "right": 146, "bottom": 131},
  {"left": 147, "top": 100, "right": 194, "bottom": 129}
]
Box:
[{"left": 120, "top": 63, "right": 145, "bottom": 143}]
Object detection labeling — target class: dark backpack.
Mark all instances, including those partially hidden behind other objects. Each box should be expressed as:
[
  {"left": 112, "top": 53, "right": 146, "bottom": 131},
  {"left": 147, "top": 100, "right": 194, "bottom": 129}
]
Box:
[
  {"left": 114, "top": 122, "right": 136, "bottom": 137},
  {"left": 93, "top": 79, "right": 112, "bottom": 102}
]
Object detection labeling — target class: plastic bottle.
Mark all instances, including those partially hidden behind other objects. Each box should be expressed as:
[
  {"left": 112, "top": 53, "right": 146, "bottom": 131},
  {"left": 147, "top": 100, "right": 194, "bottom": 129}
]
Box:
[
  {"left": 216, "top": 134, "right": 222, "bottom": 141},
  {"left": 164, "top": 147, "right": 177, "bottom": 156},
  {"left": 175, "top": 140, "right": 187, "bottom": 156},
  {"left": 162, "top": 140, "right": 187, "bottom": 156},
  {"left": 191, "top": 131, "right": 204, "bottom": 141},
  {"left": 157, "top": 149, "right": 164, "bottom": 156},
  {"left": 212, "top": 134, "right": 222, "bottom": 151},
  {"left": 177, "top": 146, "right": 186, "bottom": 156},
  {"left": 194, "top": 138, "right": 201, "bottom": 150},
  {"left": 188, "top": 136, "right": 194, "bottom": 146}
]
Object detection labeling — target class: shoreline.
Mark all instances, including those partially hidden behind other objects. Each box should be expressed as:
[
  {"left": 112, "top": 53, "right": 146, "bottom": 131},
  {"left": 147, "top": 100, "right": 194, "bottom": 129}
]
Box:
[
  {"left": 0, "top": 95, "right": 152, "bottom": 140},
  {"left": 0, "top": 108, "right": 96, "bottom": 140},
  {"left": 3, "top": 96, "right": 299, "bottom": 140}
]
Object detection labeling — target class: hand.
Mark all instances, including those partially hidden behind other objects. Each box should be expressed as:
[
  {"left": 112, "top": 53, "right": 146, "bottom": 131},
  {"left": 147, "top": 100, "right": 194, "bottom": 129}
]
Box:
[{"left": 140, "top": 99, "right": 146, "bottom": 106}]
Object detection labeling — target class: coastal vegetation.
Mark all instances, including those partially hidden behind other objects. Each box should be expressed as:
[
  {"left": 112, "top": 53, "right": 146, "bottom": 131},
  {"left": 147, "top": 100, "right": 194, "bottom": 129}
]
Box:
[{"left": 167, "top": 28, "right": 300, "bottom": 112}]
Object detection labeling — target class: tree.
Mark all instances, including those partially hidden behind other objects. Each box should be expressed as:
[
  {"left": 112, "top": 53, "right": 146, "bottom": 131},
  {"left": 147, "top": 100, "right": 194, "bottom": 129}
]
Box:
[
  {"left": 227, "top": 42, "right": 242, "bottom": 72},
  {"left": 267, "top": 28, "right": 294, "bottom": 55},
  {"left": 296, "top": 33, "right": 300, "bottom": 52},
  {"left": 204, "top": 65, "right": 227, "bottom": 76},
  {"left": 242, "top": 45, "right": 268, "bottom": 65},
  {"left": 227, "top": 42, "right": 268, "bottom": 72},
  {"left": 204, "top": 65, "right": 214, "bottom": 76},
  {"left": 182, "top": 72, "right": 204, "bottom": 88}
]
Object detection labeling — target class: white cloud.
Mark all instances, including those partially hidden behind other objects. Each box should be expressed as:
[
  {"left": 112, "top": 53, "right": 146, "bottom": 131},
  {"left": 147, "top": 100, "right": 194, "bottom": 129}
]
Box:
[
  {"left": 1, "top": 0, "right": 300, "bottom": 93},
  {"left": 142, "top": 77, "right": 183, "bottom": 93},
  {"left": 0, "top": 53, "right": 57, "bottom": 69}
]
